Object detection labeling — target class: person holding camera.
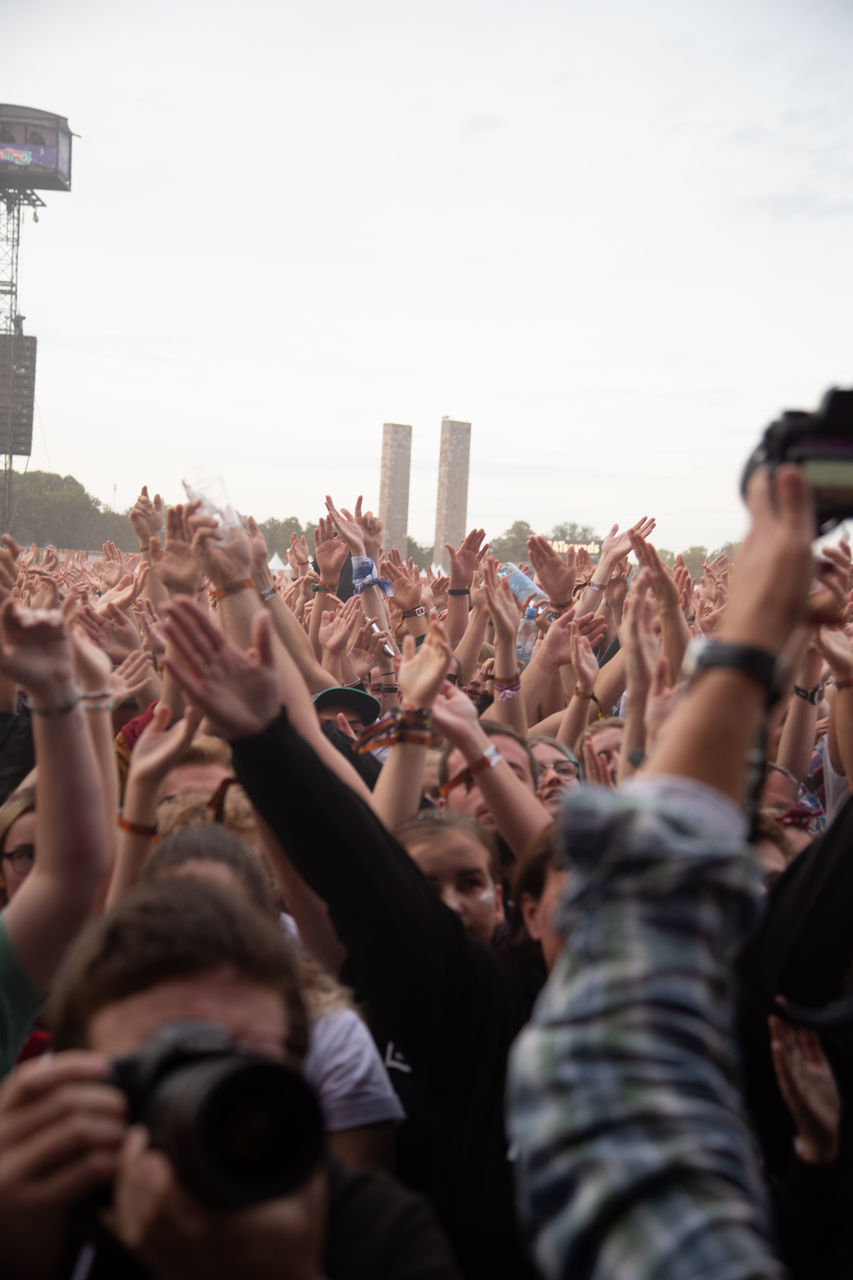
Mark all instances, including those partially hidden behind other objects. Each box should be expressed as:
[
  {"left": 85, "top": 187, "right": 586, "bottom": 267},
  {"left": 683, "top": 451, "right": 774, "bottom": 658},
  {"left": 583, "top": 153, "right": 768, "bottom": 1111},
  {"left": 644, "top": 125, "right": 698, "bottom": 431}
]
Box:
[{"left": 0, "top": 876, "right": 461, "bottom": 1279}]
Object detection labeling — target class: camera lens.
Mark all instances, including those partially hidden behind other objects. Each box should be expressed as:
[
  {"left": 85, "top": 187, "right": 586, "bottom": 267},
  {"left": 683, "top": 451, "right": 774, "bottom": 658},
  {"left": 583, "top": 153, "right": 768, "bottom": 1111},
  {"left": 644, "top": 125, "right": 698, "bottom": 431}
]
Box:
[{"left": 146, "top": 1057, "right": 324, "bottom": 1208}]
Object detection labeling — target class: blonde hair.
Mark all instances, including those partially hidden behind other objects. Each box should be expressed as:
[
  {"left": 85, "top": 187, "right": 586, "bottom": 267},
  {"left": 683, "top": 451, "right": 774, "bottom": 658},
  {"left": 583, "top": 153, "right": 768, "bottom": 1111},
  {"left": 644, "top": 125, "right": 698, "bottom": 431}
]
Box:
[{"left": 0, "top": 785, "right": 36, "bottom": 853}]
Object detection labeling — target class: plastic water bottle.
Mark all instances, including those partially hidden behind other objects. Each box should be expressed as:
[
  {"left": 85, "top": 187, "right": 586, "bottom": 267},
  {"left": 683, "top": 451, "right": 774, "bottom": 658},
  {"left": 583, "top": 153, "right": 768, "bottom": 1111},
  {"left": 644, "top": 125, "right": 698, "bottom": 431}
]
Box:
[
  {"left": 516, "top": 607, "right": 538, "bottom": 671},
  {"left": 499, "top": 562, "right": 548, "bottom": 607}
]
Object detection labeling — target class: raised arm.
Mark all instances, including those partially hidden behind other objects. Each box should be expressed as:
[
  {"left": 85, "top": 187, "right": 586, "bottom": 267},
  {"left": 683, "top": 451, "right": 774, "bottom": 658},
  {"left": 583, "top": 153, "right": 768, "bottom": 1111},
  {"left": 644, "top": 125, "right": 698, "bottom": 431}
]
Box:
[{"left": 1, "top": 604, "right": 111, "bottom": 990}]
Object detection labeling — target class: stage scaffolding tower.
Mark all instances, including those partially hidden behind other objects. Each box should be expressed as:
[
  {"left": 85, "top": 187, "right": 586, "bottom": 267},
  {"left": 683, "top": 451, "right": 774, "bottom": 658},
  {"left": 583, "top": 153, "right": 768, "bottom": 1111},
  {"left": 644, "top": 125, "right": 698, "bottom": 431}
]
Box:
[{"left": 0, "top": 105, "right": 73, "bottom": 530}]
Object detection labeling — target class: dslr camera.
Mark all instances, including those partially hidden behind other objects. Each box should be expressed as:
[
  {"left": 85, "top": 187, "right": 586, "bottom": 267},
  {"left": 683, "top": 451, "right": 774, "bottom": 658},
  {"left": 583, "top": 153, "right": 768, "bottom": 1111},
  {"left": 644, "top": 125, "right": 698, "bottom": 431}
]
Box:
[
  {"left": 109, "top": 1021, "right": 324, "bottom": 1208},
  {"left": 741, "top": 387, "right": 853, "bottom": 534}
]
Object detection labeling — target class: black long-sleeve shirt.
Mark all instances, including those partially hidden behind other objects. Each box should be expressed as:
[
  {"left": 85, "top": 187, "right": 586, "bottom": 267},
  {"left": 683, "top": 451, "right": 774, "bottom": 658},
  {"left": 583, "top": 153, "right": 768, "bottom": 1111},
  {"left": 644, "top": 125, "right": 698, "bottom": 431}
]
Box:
[{"left": 232, "top": 711, "right": 534, "bottom": 1280}]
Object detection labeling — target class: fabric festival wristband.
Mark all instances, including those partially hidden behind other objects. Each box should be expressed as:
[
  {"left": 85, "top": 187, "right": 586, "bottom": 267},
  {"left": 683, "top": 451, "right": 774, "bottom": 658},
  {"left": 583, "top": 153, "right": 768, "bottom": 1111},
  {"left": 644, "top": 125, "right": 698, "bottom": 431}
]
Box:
[
  {"left": 260, "top": 584, "right": 277, "bottom": 602},
  {"left": 448, "top": 588, "right": 470, "bottom": 597},
  {"left": 439, "top": 743, "right": 502, "bottom": 796},
  {"left": 211, "top": 579, "right": 254, "bottom": 600},
  {"left": 117, "top": 813, "right": 157, "bottom": 837}
]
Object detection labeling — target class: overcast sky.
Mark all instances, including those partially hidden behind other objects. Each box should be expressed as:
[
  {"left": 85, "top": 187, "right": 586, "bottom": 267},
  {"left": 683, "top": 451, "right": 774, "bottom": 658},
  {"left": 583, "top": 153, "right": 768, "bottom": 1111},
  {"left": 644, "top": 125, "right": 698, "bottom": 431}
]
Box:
[{"left": 3, "top": 0, "right": 852, "bottom": 553}]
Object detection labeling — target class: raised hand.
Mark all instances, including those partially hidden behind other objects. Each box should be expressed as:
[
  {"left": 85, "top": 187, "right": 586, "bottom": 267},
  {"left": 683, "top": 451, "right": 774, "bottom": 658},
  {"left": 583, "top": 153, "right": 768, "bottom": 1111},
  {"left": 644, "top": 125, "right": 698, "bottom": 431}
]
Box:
[
  {"left": 287, "top": 532, "right": 311, "bottom": 577},
  {"left": 527, "top": 535, "right": 575, "bottom": 607},
  {"left": 69, "top": 616, "right": 113, "bottom": 693},
  {"left": 324, "top": 495, "right": 366, "bottom": 558},
  {"left": 570, "top": 623, "right": 599, "bottom": 696},
  {"left": 163, "top": 599, "right": 280, "bottom": 740},
  {"left": 96, "top": 562, "right": 149, "bottom": 615},
  {"left": 582, "top": 732, "right": 615, "bottom": 788},
  {"left": 482, "top": 557, "right": 521, "bottom": 643},
  {"left": 112, "top": 650, "right": 159, "bottom": 706},
  {"left": 28, "top": 570, "right": 60, "bottom": 610},
  {"left": 319, "top": 596, "right": 362, "bottom": 657},
  {"left": 354, "top": 495, "right": 384, "bottom": 563},
  {"left": 431, "top": 679, "right": 481, "bottom": 746},
  {"left": 815, "top": 624, "right": 853, "bottom": 681},
  {"left": 127, "top": 700, "right": 203, "bottom": 786},
  {"left": 806, "top": 540, "right": 852, "bottom": 629},
  {"left": 396, "top": 619, "right": 453, "bottom": 709},
  {"left": 600, "top": 516, "right": 656, "bottom": 563},
  {"left": 428, "top": 573, "right": 450, "bottom": 612},
  {"left": 189, "top": 508, "right": 252, "bottom": 590},
  {"left": 619, "top": 571, "right": 660, "bottom": 694},
  {"left": 539, "top": 609, "right": 577, "bottom": 674},
  {"left": 98, "top": 541, "right": 123, "bottom": 590},
  {"left": 313, "top": 515, "right": 349, "bottom": 587},
  {"left": 718, "top": 466, "right": 815, "bottom": 652},
  {"left": 0, "top": 535, "right": 20, "bottom": 609},
  {"left": 129, "top": 485, "right": 164, "bottom": 550},
  {"left": 101, "top": 603, "right": 143, "bottom": 664},
  {"left": 146, "top": 503, "right": 201, "bottom": 598},
  {"left": 362, "top": 620, "right": 398, "bottom": 669},
  {"left": 673, "top": 556, "right": 694, "bottom": 618},
  {"left": 246, "top": 516, "right": 270, "bottom": 581},
  {"left": 380, "top": 557, "right": 422, "bottom": 613},
  {"left": 575, "top": 546, "right": 592, "bottom": 581},
  {"left": 769, "top": 1010, "right": 840, "bottom": 1165},
  {"left": 133, "top": 597, "right": 166, "bottom": 657},
  {"left": 644, "top": 657, "right": 681, "bottom": 748},
  {"left": 604, "top": 558, "right": 629, "bottom": 615},
  {"left": 446, "top": 528, "right": 488, "bottom": 591},
  {"left": 346, "top": 618, "right": 383, "bottom": 679},
  {"left": 0, "top": 601, "right": 75, "bottom": 705}
]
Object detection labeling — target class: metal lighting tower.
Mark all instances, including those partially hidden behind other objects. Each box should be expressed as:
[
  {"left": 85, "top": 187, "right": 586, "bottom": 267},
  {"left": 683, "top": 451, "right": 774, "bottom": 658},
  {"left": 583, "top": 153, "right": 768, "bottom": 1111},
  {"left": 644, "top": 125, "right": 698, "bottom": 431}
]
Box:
[{"left": 0, "top": 105, "right": 73, "bottom": 528}]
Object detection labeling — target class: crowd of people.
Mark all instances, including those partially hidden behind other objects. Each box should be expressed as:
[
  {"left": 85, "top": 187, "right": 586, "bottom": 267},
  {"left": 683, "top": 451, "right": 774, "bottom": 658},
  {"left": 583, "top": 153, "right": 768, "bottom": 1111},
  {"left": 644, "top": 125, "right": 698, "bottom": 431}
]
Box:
[{"left": 0, "top": 467, "right": 850, "bottom": 1278}]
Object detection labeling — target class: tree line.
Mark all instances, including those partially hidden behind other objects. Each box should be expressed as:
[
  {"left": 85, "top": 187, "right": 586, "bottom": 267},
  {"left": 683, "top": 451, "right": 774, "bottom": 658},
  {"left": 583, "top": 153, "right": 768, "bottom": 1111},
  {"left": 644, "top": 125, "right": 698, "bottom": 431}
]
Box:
[{"left": 4, "top": 471, "right": 737, "bottom": 576}]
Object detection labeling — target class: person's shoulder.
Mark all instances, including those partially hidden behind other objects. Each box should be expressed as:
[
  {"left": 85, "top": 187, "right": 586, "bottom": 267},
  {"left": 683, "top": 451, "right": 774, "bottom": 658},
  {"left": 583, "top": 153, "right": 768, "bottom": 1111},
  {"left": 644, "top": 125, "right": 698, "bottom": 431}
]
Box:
[{"left": 324, "top": 1158, "right": 462, "bottom": 1279}]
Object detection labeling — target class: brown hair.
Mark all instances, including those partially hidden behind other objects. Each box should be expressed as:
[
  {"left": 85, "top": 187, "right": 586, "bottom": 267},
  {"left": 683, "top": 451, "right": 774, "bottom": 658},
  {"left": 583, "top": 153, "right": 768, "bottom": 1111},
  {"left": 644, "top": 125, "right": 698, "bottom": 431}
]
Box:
[
  {"left": 140, "top": 826, "right": 352, "bottom": 1020},
  {"left": 143, "top": 825, "right": 276, "bottom": 917},
  {"left": 573, "top": 715, "right": 624, "bottom": 762},
  {"left": 48, "top": 878, "right": 310, "bottom": 1062},
  {"left": 396, "top": 810, "right": 501, "bottom": 883}
]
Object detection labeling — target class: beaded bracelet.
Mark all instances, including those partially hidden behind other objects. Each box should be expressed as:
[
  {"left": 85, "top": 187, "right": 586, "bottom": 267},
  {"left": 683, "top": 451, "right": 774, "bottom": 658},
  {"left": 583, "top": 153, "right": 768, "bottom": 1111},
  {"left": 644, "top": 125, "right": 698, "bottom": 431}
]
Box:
[{"left": 84, "top": 696, "right": 116, "bottom": 712}]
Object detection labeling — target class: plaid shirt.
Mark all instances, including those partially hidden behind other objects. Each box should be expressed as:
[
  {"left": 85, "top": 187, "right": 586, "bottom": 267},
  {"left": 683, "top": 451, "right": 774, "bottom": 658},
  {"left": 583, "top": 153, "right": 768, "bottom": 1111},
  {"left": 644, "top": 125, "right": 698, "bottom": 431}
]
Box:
[{"left": 507, "top": 778, "right": 785, "bottom": 1280}]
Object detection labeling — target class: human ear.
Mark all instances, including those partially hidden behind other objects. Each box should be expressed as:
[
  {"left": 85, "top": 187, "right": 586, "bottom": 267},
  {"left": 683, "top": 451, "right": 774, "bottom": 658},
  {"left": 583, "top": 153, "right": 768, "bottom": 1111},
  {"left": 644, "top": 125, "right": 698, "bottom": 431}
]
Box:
[
  {"left": 493, "top": 881, "right": 506, "bottom": 927},
  {"left": 519, "top": 891, "right": 542, "bottom": 941}
]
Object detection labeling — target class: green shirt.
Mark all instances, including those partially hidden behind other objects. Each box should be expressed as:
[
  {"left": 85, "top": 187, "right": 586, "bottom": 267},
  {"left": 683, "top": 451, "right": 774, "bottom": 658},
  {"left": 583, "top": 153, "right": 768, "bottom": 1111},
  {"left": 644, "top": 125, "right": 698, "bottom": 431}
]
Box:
[{"left": 0, "top": 913, "right": 45, "bottom": 1078}]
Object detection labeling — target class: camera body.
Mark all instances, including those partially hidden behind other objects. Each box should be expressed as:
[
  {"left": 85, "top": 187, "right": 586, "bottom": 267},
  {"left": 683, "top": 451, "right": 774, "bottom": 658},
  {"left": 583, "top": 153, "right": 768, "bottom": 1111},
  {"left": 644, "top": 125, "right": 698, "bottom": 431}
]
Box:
[
  {"left": 741, "top": 388, "right": 853, "bottom": 534},
  {"left": 109, "top": 1021, "right": 324, "bottom": 1208}
]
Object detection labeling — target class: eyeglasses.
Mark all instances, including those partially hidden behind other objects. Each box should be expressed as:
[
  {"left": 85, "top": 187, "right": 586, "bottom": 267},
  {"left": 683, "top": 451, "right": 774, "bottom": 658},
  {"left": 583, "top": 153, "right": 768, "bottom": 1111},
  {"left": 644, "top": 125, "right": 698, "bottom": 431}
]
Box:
[
  {"left": 2, "top": 844, "right": 35, "bottom": 875},
  {"left": 540, "top": 760, "right": 579, "bottom": 779}
]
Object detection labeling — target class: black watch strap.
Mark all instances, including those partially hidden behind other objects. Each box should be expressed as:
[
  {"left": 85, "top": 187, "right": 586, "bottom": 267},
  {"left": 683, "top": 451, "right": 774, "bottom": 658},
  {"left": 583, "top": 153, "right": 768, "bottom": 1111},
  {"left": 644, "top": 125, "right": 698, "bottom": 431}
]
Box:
[{"left": 689, "top": 641, "right": 785, "bottom": 707}]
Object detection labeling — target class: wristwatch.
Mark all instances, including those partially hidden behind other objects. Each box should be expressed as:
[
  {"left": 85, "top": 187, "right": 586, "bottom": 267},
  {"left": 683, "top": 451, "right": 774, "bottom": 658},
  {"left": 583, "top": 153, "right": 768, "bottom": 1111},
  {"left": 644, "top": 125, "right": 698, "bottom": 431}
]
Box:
[{"left": 681, "top": 637, "right": 788, "bottom": 707}]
